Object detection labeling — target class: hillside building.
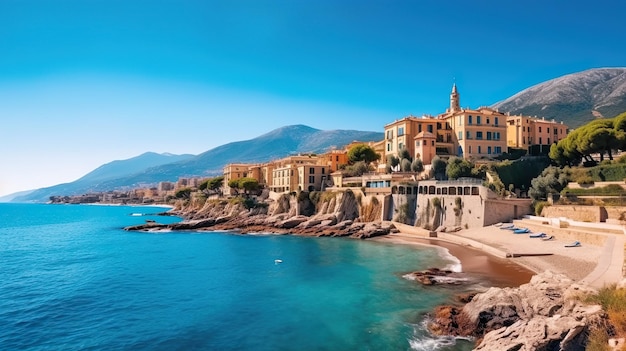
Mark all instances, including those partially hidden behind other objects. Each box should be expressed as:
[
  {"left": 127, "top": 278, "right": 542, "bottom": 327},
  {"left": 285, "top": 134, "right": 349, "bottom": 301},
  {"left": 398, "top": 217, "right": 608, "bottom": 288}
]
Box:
[
  {"left": 436, "top": 84, "right": 508, "bottom": 159},
  {"left": 506, "top": 115, "right": 569, "bottom": 154}
]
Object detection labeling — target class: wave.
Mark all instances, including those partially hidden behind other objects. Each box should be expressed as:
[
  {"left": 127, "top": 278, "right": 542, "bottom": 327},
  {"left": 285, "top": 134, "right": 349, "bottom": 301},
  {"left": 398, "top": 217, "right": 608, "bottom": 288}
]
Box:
[
  {"left": 436, "top": 247, "right": 463, "bottom": 273},
  {"left": 408, "top": 320, "right": 473, "bottom": 351}
]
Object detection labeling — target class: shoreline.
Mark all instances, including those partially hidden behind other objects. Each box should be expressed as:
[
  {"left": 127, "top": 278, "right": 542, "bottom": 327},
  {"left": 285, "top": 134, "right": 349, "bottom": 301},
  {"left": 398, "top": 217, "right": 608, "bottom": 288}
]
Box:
[
  {"left": 372, "top": 234, "right": 534, "bottom": 288},
  {"left": 376, "top": 221, "right": 622, "bottom": 289}
]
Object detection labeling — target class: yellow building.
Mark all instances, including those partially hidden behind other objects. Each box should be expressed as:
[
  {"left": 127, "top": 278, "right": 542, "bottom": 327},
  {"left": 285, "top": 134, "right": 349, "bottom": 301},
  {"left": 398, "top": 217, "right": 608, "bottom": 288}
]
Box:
[
  {"left": 438, "top": 84, "right": 508, "bottom": 159},
  {"left": 223, "top": 163, "right": 263, "bottom": 195},
  {"left": 507, "top": 115, "right": 568, "bottom": 154},
  {"left": 384, "top": 116, "right": 438, "bottom": 162},
  {"left": 269, "top": 163, "right": 330, "bottom": 193}
]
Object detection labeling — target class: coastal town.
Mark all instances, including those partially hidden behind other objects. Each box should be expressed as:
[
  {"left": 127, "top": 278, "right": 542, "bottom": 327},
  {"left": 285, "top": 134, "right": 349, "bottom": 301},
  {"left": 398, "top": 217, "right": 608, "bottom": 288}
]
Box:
[
  {"left": 46, "top": 85, "right": 626, "bottom": 350},
  {"left": 123, "top": 85, "right": 626, "bottom": 350}
]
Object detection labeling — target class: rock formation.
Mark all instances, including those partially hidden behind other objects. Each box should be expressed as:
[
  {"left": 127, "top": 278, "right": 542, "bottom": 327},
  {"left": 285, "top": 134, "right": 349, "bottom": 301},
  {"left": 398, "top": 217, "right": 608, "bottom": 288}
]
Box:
[
  {"left": 126, "top": 190, "right": 395, "bottom": 239},
  {"left": 428, "top": 271, "right": 609, "bottom": 351}
]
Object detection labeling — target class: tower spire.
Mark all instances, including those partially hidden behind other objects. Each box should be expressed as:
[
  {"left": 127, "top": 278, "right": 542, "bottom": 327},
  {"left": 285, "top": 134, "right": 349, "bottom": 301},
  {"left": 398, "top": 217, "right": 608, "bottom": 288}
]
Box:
[{"left": 449, "top": 82, "right": 460, "bottom": 113}]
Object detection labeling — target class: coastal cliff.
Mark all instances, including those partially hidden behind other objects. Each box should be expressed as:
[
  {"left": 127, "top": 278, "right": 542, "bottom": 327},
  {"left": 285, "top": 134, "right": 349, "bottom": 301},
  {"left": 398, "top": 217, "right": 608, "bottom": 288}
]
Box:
[
  {"left": 429, "top": 271, "right": 609, "bottom": 351},
  {"left": 127, "top": 190, "right": 394, "bottom": 238}
]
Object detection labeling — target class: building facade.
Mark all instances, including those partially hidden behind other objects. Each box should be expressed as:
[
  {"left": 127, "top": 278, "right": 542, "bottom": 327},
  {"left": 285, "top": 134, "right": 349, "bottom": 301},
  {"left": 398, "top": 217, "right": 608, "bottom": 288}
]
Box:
[
  {"left": 506, "top": 115, "right": 569, "bottom": 154},
  {"left": 437, "top": 84, "right": 508, "bottom": 159}
]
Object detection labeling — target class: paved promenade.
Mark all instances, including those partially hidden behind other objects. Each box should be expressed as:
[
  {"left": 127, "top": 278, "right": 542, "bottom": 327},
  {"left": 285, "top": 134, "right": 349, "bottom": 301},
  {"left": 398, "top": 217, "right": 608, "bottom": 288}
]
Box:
[{"left": 382, "top": 220, "right": 625, "bottom": 289}]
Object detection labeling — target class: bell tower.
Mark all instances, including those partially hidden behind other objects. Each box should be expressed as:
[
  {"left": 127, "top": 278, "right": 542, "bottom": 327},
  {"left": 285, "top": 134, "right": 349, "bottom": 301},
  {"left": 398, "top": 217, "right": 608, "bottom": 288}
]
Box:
[{"left": 449, "top": 83, "right": 460, "bottom": 113}]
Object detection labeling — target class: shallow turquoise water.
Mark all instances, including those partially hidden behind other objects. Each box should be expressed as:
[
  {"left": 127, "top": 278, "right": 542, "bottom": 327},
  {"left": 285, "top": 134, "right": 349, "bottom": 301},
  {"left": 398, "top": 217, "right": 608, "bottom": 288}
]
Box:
[{"left": 0, "top": 203, "right": 474, "bottom": 350}]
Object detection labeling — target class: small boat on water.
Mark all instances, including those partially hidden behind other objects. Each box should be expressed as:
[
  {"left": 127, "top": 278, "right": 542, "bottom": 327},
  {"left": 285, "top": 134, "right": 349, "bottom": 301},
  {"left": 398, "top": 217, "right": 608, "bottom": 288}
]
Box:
[{"left": 274, "top": 259, "right": 283, "bottom": 264}]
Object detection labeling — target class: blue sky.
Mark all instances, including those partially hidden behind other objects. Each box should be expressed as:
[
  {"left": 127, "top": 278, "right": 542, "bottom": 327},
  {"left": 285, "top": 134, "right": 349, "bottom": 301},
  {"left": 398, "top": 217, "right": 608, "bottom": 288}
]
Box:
[{"left": 1, "top": 0, "right": 625, "bottom": 196}]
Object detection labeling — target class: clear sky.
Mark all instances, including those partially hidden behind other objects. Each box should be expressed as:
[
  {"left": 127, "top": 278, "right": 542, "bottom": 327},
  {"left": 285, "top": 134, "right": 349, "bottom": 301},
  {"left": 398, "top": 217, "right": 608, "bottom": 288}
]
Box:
[{"left": 1, "top": 0, "right": 625, "bottom": 197}]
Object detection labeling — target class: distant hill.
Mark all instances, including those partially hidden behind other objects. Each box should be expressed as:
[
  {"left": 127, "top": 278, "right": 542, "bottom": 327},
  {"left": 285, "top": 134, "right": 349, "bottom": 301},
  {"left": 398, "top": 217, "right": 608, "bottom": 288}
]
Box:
[
  {"left": 14, "top": 125, "right": 383, "bottom": 203},
  {"left": 0, "top": 189, "right": 34, "bottom": 203},
  {"left": 492, "top": 68, "right": 626, "bottom": 128},
  {"left": 13, "top": 152, "right": 194, "bottom": 203}
]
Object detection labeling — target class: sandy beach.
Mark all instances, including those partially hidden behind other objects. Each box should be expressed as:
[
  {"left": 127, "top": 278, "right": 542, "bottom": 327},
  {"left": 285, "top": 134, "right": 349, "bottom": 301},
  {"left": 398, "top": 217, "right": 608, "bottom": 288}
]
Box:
[{"left": 373, "top": 221, "right": 623, "bottom": 288}]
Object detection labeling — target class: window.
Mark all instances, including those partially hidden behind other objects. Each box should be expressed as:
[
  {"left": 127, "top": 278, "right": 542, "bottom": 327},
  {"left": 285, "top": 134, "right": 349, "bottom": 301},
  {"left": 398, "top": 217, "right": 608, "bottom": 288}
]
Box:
[
  {"left": 547, "top": 128, "right": 550, "bottom": 134},
  {"left": 309, "top": 167, "right": 315, "bottom": 174},
  {"left": 522, "top": 126, "right": 525, "bottom": 132},
  {"left": 398, "top": 127, "right": 404, "bottom": 136},
  {"left": 431, "top": 140, "right": 435, "bottom": 146},
  {"left": 494, "top": 132, "right": 500, "bottom": 140},
  {"left": 466, "top": 131, "right": 471, "bottom": 139},
  {"left": 322, "top": 168, "right": 325, "bottom": 174},
  {"left": 416, "top": 141, "right": 420, "bottom": 146},
  {"left": 554, "top": 128, "right": 558, "bottom": 135},
  {"left": 336, "top": 156, "right": 339, "bottom": 162},
  {"left": 458, "top": 117, "right": 462, "bottom": 126},
  {"left": 538, "top": 127, "right": 542, "bottom": 133},
  {"left": 387, "top": 143, "right": 391, "bottom": 152},
  {"left": 476, "top": 131, "right": 483, "bottom": 140},
  {"left": 427, "top": 125, "right": 433, "bottom": 133},
  {"left": 468, "top": 115, "right": 472, "bottom": 124},
  {"left": 477, "top": 116, "right": 481, "bottom": 125},
  {"left": 469, "top": 145, "right": 472, "bottom": 153},
  {"left": 398, "top": 143, "right": 404, "bottom": 150},
  {"left": 486, "top": 131, "right": 492, "bottom": 140},
  {"left": 548, "top": 138, "right": 551, "bottom": 144},
  {"left": 486, "top": 118, "right": 490, "bottom": 124},
  {"left": 495, "top": 117, "right": 499, "bottom": 125},
  {"left": 495, "top": 146, "right": 501, "bottom": 153},
  {"left": 309, "top": 175, "right": 315, "bottom": 183},
  {"left": 458, "top": 131, "right": 463, "bottom": 140},
  {"left": 523, "top": 136, "right": 526, "bottom": 144},
  {"left": 539, "top": 137, "right": 542, "bottom": 144},
  {"left": 387, "top": 130, "right": 393, "bottom": 139},
  {"left": 478, "top": 146, "right": 482, "bottom": 154},
  {"left": 418, "top": 124, "right": 422, "bottom": 133},
  {"left": 488, "top": 146, "right": 492, "bottom": 154}
]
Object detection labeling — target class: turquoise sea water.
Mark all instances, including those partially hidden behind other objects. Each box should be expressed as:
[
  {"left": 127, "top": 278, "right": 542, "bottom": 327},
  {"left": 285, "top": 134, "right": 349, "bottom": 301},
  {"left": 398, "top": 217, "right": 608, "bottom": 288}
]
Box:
[{"left": 0, "top": 203, "right": 474, "bottom": 350}]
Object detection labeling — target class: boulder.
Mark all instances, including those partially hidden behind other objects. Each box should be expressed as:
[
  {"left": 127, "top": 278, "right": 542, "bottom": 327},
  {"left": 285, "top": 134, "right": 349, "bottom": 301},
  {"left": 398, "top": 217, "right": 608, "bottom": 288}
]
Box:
[
  {"left": 428, "top": 271, "right": 606, "bottom": 351},
  {"left": 277, "top": 216, "right": 309, "bottom": 229}
]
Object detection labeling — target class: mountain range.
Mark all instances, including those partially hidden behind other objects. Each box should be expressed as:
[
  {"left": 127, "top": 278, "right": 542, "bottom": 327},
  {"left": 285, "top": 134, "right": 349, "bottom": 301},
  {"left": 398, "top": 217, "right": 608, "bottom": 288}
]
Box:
[
  {"left": 12, "top": 125, "right": 383, "bottom": 203},
  {"left": 11, "top": 68, "right": 626, "bottom": 203},
  {"left": 492, "top": 67, "right": 626, "bottom": 128}
]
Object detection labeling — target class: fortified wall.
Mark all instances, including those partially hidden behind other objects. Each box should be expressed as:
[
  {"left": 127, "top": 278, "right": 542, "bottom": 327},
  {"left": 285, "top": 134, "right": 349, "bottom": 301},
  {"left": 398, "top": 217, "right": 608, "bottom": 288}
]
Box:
[{"left": 415, "top": 179, "right": 532, "bottom": 229}]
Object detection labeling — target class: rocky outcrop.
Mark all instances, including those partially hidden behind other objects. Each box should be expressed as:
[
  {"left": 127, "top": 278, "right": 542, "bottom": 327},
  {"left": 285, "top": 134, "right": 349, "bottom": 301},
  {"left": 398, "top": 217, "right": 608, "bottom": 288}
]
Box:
[
  {"left": 428, "top": 271, "right": 608, "bottom": 351},
  {"left": 126, "top": 192, "right": 396, "bottom": 238}
]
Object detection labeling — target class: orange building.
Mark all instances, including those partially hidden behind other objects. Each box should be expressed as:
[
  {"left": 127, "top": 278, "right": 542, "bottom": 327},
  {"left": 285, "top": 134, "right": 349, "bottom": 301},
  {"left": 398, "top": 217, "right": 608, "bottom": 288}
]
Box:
[
  {"left": 384, "top": 116, "right": 438, "bottom": 163},
  {"left": 507, "top": 115, "right": 568, "bottom": 154},
  {"left": 437, "top": 84, "right": 508, "bottom": 159}
]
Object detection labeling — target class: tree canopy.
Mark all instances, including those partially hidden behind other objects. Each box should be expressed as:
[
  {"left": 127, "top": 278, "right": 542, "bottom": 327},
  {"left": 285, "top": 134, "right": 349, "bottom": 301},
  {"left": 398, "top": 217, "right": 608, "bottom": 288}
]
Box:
[
  {"left": 347, "top": 144, "right": 380, "bottom": 164},
  {"left": 550, "top": 112, "right": 626, "bottom": 166},
  {"left": 445, "top": 157, "right": 473, "bottom": 180}
]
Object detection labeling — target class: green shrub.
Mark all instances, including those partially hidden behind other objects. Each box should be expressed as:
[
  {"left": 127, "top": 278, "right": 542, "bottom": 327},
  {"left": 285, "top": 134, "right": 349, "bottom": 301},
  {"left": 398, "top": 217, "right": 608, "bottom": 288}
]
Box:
[
  {"left": 534, "top": 201, "right": 549, "bottom": 216},
  {"left": 562, "top": 184, "right": 626, "bottom": 196},
  {"left": 577, "top": 176, "right": 595, "bottom": 186}
]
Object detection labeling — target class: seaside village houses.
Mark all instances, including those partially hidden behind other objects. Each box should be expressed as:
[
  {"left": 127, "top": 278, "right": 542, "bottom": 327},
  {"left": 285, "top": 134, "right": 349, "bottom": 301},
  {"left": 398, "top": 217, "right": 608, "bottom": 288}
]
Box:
[{"left": 222, "top": 85, "right": 569, "bottom": 229}]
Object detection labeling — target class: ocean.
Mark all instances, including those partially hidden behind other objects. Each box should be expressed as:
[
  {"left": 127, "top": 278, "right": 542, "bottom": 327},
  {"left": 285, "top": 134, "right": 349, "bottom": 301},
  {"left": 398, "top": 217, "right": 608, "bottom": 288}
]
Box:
[{"left": 0, "top": 203, "right": 476, "bottom": 350}]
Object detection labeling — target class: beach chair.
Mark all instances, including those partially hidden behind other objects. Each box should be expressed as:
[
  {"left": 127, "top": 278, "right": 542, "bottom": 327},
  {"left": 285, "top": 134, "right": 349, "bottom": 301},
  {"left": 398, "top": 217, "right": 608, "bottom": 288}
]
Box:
[
  {"left": 513, "top": 228, "right": 530, "bottom": 234},
  {"left": 542, "top": 235, "right": 555, "bottom": 241},
  {"left": 529, "top": 232, "right": 547, "bottom": 238},
  {"left": 565, "top": 241, "right": 581, "bottom": 247}
]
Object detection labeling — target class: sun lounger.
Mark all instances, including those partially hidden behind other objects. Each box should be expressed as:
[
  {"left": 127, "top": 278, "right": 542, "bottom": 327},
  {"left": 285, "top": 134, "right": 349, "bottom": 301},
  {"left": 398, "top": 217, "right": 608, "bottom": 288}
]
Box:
[
  {"left": 513, "top": 228, "right": 530, "bottom": 234},
  {"left": 565, "top": 241, "right": 581, "bottom": 247},
  {"left": 529, "top": 232, "right": 547, "bottom": 238},
  {"left": 542, "top": 235, "right": 555, "bottom": 241}
]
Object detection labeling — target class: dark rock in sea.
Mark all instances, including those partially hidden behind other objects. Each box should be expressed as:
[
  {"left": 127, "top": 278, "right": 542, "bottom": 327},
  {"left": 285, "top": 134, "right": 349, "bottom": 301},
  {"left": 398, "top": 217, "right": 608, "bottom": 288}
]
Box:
[
  {"left": 405, "top": 268, "right": 463, "bottom": 286},
  {"left": 124, "top": 222, "right": 168, "bottom": 231}
]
